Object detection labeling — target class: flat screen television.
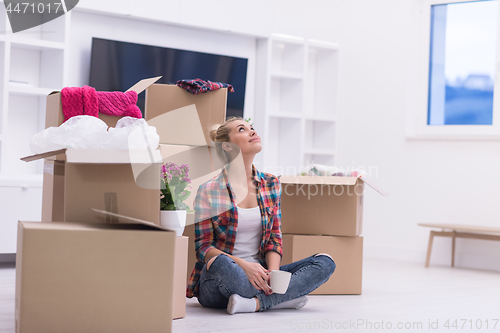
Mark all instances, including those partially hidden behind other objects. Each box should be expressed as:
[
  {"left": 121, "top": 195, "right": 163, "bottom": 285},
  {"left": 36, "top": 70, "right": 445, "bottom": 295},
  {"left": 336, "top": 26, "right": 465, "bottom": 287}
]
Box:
[{"left": 89, "top": 37, "right": 248, "bottom": 119}]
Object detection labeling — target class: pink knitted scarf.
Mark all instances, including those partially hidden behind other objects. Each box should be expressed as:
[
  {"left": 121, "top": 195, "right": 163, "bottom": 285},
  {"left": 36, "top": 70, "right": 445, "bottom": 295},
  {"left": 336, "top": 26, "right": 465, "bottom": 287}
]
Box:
[{"left": 60, "top": 85, "right": 142, "bottom": 122}]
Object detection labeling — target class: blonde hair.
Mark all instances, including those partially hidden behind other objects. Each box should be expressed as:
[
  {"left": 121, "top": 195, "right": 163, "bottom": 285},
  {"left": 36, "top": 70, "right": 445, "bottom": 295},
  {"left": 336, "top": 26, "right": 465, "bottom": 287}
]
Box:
[{"left": 209, "top": 116, "right": 245, "bottom": 165}]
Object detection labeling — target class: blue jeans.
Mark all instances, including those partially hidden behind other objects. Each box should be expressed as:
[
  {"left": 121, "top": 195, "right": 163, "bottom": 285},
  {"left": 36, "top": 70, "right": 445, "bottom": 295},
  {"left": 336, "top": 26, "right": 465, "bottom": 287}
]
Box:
[{"left": 197, "top": 253, "right": 336, "bottom": 311}]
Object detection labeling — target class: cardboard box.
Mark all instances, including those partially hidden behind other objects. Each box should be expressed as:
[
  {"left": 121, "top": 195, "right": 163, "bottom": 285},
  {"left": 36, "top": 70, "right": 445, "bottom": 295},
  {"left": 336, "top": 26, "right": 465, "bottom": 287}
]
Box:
[
  {"left": 145, "top": 85, "right": 227, "bottom": 146},
  {"left": 15, "top": 219, "right": 176, "bottom": 333},
  {"left": 46, "top": 77, "right": 162, "bottom": 129},
  {"left": 34, "top": 144, "right": 222, "bottom": 226},
  {"left": 173, "top": 236, "right": 188, "bottom": 320},
  {"left": 41, "top": 160, "right": 65, "bottom": 222},
  {"left": 183, "top": 224, "right": 196, "bottom": 288},
  {"left": 280, "top": 176, "right": 387, "bottom": 237},
  {"left": 23, "top": 149, "right": 162, "bottom": 225},
  {"left": 282, "top": 234, "right": 363, "bottom": 295},
  {"left": 44, "top": 77, "right": 162, "bottom": 161}
]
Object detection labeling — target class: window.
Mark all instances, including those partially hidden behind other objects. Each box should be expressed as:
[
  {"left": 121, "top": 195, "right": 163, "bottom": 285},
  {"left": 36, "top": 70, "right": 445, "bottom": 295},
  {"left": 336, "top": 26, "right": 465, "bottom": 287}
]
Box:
[
  {"left": 408, "top": 0, "right": 500, "bottom": 139},
  {"left": 428, "top": 0, "right": 497, "bottom": 125}
]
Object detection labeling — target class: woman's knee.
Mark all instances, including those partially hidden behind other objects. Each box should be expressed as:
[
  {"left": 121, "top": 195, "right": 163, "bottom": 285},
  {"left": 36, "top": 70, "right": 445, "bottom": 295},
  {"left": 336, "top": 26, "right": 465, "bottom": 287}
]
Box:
[
  {"left": 314, "top": 253, "right": 336, "bottom": 275},
  {"left": 206, "top": 253, "right": 232, "bottom": 272},
  {"left": 206, "top": 255, "right": 219, "bottom": 271}
]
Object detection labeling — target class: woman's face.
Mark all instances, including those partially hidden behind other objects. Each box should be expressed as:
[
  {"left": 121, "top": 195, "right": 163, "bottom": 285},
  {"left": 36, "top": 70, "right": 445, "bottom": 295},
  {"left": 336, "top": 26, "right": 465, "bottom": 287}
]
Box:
[{"left": 226, "top": 120, "right": 262, "bottom": 155}]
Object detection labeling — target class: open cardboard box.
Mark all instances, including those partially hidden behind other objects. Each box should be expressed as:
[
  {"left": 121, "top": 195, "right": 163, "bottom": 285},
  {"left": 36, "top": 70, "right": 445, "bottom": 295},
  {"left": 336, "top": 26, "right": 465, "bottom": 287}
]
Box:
[
  {"left": 145, "top": 84, "right": 227, "bottom": 147},
  {"left": 280, "top": 175, "right": 388, "bottom": 237},
  {"left": 22, "top": 148, "right": 162, "bottom": 224},
  {"left": 15, "top": 211, "right": 176, "bottom": 333},
  {"left": 44, "top": 77, "right": 162, "bottom": 161}
]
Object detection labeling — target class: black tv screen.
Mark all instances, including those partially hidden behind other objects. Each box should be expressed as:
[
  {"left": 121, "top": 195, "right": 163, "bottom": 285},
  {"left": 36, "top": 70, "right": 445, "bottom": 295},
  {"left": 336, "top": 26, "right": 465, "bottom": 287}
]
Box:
[{"left": 89, "top": 37, "right": 248, "bottom": 119}]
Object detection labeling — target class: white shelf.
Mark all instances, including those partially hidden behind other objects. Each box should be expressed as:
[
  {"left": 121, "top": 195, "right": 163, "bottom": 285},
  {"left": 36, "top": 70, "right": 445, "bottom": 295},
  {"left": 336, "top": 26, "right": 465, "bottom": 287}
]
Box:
[
  {"left": 308, "top": 39, "right": 340, "bottom": 50},
  {"left": 255, "top": 36, "right": 340, "bottom": 175},
  {"left": 304, "top": 115, "right": 336, "bottom": 122},
  {"left": 303, "top": 152, "right": 335, "bottom": 166},
  {"left": 8, "top": 37, "right": 65, "bottom": 51},
  {"left": 270, "top": 33, "right": 305, "bottom": 45},
  {"left": 303, "top": 148, "right": 336, "bottom": 156},
  {"left": 271, "top": 72, "right": 303, "bottom": 80},
  {"left": 269, "top": 113, "right": 302, "bottom": 119},
  {"left": 0, "top": 5, "right": 67, "bottom": 190},
  {"left": 270, "top": 76, "right": 303, "bottom": 115},
  {"left": 0, "top": 174, "right": 43, "bottom": 188},
  {"left": 305, "top": 43, "right": 339, "bottom": 119},
  {"left": 270, "top": 36, "right": 305, "bottom": 75},
  {"left": 9, "top": 84, "right": 55, "bottom": 96}
]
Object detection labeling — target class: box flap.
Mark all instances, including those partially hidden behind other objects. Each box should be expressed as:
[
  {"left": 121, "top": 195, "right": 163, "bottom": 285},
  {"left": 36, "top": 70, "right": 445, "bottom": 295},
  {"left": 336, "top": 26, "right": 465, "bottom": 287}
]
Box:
[
  {"left": 280, "top": 175, "right": 359, "bottom": 185},
  {"left": 21, "top": 149, "right": 67, "bottom": 162},
  {"left": 65, "top": 149, "right": 162, "bottom": 164},
  {"left": 359, "top": 177, "right": 389, "bottom": 196},
  {"left": 147, "top": 104, "right": 208, "bottom": 146},
  {"left": 126, "top": 76, "right": 162, "bottom": 94},
  {"left": 90, "top": 208, "right": 171, "bottom": 231},
  {"left": 280, "top": 175, "right": 389, "bottom": 196}
]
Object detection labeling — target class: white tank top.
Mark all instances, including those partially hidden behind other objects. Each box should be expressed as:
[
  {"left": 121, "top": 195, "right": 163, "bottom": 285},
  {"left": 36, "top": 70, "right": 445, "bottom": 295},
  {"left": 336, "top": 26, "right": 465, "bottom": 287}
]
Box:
[{"left": 232, "top": 205, "right": 262, "bottom": 263}]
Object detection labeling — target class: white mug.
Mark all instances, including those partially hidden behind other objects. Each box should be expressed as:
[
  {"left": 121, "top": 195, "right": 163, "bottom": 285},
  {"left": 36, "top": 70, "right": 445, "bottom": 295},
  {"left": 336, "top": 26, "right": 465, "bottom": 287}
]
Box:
[{"left": 269, "top": 270, "right": 291, "bottom": 294}]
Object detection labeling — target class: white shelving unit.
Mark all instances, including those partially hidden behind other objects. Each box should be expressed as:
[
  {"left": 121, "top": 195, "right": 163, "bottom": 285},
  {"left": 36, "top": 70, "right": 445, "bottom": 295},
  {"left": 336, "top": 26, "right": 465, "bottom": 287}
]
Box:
[
  {"left": 0, "top": 7, "right": 70, "bottom": 183},
  {"left": 0, "top": 7, "right": 70, "bottom": 254},
  {"left": 254, "top": 34, "right": 340, "bottom": 176}
]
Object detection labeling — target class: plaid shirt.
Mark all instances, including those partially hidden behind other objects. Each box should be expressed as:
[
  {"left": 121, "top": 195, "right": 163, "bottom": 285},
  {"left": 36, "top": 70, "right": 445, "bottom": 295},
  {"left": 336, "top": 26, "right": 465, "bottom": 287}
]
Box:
[{"left": 186, "top": 164, "right": 283, "bottom": 298}]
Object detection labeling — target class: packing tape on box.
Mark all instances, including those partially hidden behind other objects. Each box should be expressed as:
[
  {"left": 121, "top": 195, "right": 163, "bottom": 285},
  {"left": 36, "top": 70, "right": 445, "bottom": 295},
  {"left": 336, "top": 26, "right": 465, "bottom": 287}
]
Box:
[
  {"left": 104, "top": 192, "right": 119, "bottom": 224},
  {"left": 43, "top": 162, "right": 65, "bottom": 176}
]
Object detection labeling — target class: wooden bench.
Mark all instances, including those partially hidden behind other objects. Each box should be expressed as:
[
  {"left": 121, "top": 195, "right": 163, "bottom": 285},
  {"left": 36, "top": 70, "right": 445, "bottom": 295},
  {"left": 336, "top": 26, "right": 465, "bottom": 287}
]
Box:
[{"left": 418, "top": 223, "right": 500, "bottom": 267}]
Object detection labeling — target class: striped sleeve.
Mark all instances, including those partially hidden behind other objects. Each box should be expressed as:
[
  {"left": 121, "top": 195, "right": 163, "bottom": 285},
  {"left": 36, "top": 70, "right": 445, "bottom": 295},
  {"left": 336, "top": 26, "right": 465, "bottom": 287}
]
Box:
[{"left": 264, "top": 176, "right": 283, "bottom": 256}]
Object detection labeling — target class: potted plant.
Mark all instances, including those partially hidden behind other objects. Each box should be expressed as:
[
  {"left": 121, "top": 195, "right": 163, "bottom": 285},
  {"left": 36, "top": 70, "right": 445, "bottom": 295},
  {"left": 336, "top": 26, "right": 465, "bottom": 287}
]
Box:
[{"left": 160, "top": 162, "right": 194, "bottom": 236}]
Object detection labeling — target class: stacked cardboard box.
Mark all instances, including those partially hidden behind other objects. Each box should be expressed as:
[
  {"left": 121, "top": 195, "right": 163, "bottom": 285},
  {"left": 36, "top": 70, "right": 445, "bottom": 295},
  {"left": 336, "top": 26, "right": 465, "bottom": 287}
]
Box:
[
  {"left": 279, "top": 176, "right": 387, "bottom": 295},
  {"left": 16, "top": 220, "right": 176, "bottom": 333},
  {"left": 16, "top": 78, "right": 228, "bottom": 332}
]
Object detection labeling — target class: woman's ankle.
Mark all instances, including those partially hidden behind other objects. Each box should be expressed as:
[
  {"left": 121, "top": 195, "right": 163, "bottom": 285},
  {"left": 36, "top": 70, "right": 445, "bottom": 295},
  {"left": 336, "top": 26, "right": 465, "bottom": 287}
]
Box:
[{"left": 254, "top": 297, "right": 260, "bottom": 311}]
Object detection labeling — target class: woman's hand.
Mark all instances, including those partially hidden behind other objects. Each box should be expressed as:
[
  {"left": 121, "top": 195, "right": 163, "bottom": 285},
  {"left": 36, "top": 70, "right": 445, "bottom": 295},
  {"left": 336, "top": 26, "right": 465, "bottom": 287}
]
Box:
[{"left": 239, "top": 260, "right": 272, "bottom": 295}]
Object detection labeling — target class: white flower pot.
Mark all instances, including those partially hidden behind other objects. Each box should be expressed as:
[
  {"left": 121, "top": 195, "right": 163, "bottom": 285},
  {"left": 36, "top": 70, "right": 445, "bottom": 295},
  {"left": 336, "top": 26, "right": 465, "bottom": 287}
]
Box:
[{"left": 160, "top": 210, "right": 187, "bottom": 237}]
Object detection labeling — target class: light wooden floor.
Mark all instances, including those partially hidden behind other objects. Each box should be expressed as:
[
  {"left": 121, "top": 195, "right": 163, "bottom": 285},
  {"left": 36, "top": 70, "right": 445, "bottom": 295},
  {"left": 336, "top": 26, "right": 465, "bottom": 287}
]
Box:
[{"left": 2, "top": 259, "right": 499, "bottom": 333}]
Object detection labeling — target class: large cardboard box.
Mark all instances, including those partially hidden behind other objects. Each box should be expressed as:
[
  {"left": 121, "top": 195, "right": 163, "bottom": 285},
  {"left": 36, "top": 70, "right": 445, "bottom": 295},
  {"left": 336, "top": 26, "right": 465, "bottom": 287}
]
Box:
[
  {"left": 183, "top": 224, "right": 196, "bottom": 287},
  {"left": 173, "top": 236, "right": 188, "bottom": 320},
  {"left": 23, "top": 149, "right": 162, "bottom": 225},
  {"left": 15, "top": 220, "right": 176, "bottom": 333},
  {"left": 280, "top": 176, "right": 387, "bottom": 237},
  {"left": 282, "top": 234, "right": 363, "bottom": 295},
  {"left": 145, "top": 84, "right": 227, "bottom": 146}
]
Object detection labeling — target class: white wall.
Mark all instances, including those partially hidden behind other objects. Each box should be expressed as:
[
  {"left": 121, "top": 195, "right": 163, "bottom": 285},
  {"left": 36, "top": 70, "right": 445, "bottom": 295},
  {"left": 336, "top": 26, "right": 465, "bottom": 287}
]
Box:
[
  {"left": 336, "top": 0, "right": 500, "bottom": 271},
  {"left": 76, "top": 0, "right": 342, "bottom": 42}
]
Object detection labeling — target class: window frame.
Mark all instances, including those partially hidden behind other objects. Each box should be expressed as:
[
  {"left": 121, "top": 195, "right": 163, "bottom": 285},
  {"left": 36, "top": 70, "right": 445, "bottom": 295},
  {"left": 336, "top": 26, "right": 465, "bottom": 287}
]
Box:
[{"left": 407, "top": 0, "right": 500, "bottom": 140}]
